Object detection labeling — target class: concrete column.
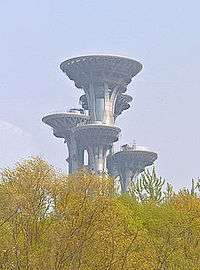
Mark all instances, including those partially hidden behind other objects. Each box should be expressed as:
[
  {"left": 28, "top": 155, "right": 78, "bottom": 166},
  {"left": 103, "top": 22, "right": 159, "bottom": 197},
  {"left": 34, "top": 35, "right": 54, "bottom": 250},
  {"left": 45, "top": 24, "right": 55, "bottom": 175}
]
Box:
[
  {"left": 87, "top": 145, "right": 108, "bottom": 173},
  {"left": 66, "top": 135, "right": 79, "bottom": 174},
  {"left": 118, "top": 166, "right": 133, "bottom": 193}
]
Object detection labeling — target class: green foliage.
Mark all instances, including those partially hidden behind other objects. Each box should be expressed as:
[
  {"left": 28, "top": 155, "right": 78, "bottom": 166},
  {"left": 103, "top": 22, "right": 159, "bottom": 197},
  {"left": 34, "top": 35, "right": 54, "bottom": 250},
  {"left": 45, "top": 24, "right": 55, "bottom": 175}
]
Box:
[
  {"left": 179, "top": 178, "right": 200, "bottom": 196},
  {"left": 0, "top": 157, "right": 200, "bottom": 269},
  {"left": 129, "top": 167, "right": 166, "bottom": 203}
]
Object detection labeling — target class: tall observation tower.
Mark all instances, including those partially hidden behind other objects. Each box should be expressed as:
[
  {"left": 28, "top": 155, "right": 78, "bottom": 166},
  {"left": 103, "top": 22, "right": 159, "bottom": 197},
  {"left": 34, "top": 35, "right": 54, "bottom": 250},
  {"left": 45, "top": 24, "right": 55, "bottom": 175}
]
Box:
[{"left": 42, "top": 55, "right": 158, "bottom": 192}]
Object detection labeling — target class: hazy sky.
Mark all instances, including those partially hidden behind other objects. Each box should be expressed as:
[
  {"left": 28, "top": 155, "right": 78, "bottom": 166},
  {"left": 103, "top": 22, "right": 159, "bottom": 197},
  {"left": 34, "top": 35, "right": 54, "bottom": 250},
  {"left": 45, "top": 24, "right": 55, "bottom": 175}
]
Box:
[{"left": 0, "top": 0, "right": 199, "bottom": 189}]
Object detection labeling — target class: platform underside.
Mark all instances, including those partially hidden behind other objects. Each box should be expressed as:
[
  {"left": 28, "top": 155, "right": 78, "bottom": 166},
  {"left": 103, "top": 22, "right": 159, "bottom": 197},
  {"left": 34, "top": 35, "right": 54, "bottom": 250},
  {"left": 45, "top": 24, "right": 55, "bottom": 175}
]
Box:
[
  {"left": 107, "top": 150, "right": 158, "bottom": 170},
  {"left": 42, "top": 113, "right": 89, "bottom": 129},
  {"left": 60, "top": 55, "right": 142, "bottom": 89},
  {"left": 74, "top": 124, "right": 121, "bottom": 145}
]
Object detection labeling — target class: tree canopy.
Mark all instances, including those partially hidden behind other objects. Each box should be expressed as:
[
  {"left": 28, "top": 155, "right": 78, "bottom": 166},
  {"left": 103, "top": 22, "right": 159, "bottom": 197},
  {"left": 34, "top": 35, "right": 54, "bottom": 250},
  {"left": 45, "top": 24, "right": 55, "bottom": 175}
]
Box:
[{"left": 0, "top": 157, "right": 200, "bottom": 269}]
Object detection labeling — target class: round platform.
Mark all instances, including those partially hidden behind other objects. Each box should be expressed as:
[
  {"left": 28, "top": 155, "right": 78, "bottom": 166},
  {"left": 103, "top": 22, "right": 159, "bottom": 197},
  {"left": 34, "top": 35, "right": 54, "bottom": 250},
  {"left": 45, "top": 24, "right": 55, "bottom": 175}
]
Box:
[
  {"left": 107, "top": 150, "right": 158, "bottom": 174},
  {"left": 60, "top": 55, "right": 142, "bottom": 89},
  {"left": 42, "top": 112, "right": 89, "bottom": 138},
  {"left": 74, "top": 124, "right": 121, "bottom": 146}
]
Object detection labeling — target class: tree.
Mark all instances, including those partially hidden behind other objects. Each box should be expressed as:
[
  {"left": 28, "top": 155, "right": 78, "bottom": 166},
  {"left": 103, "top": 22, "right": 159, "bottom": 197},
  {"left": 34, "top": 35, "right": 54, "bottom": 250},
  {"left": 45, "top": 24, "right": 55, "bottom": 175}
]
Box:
[
  {"left": 0, "top": 157, "right": 200, "bottom": 269},
  {"left": 0, "top": 158, "right": 150, "bottom": 269},
  {"left": 129, "top": 167, "right": 166, "bottom": 203}
]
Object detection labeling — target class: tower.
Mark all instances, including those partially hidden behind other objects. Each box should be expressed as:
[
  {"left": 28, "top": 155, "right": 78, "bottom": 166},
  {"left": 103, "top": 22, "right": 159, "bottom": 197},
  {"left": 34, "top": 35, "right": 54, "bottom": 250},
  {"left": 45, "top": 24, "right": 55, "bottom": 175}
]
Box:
[
  {"left": 42, "top": 110, "right": 89, "bottom": 174},
  {"left": 107, "top": 144, "right": 157, "bottom": 193},
  {"left": 43, "top": 55, "right": 158, "bottom": 191}
]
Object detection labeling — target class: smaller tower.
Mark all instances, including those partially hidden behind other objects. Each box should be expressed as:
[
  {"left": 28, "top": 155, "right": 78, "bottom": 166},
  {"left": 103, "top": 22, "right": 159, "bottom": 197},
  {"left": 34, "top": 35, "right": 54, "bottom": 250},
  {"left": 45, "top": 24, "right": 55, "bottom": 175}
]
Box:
[
  {"left": 42, "top": 110, "right": 89, "bottom": 173},
  {"left": 107, "top": 144, "right": 158, "bottom": 192}
]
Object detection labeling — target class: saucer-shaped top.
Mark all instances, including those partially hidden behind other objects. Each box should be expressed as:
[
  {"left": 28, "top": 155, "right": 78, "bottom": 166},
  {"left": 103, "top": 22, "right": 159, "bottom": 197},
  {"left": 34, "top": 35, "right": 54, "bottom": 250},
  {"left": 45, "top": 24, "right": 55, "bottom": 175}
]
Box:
[
  {"left": 60, "top": 55, "right": 142, "bottom": 89},
  {"left": 107, "top": 150, "right": 158, "bottom": 169}
]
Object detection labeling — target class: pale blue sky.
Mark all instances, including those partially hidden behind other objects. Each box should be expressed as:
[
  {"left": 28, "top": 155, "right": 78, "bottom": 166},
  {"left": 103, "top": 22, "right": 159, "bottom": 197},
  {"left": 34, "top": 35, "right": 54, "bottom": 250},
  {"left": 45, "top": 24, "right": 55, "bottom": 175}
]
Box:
[{"left": 0, "top": 0, "right": 199, "bottom": 188}]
